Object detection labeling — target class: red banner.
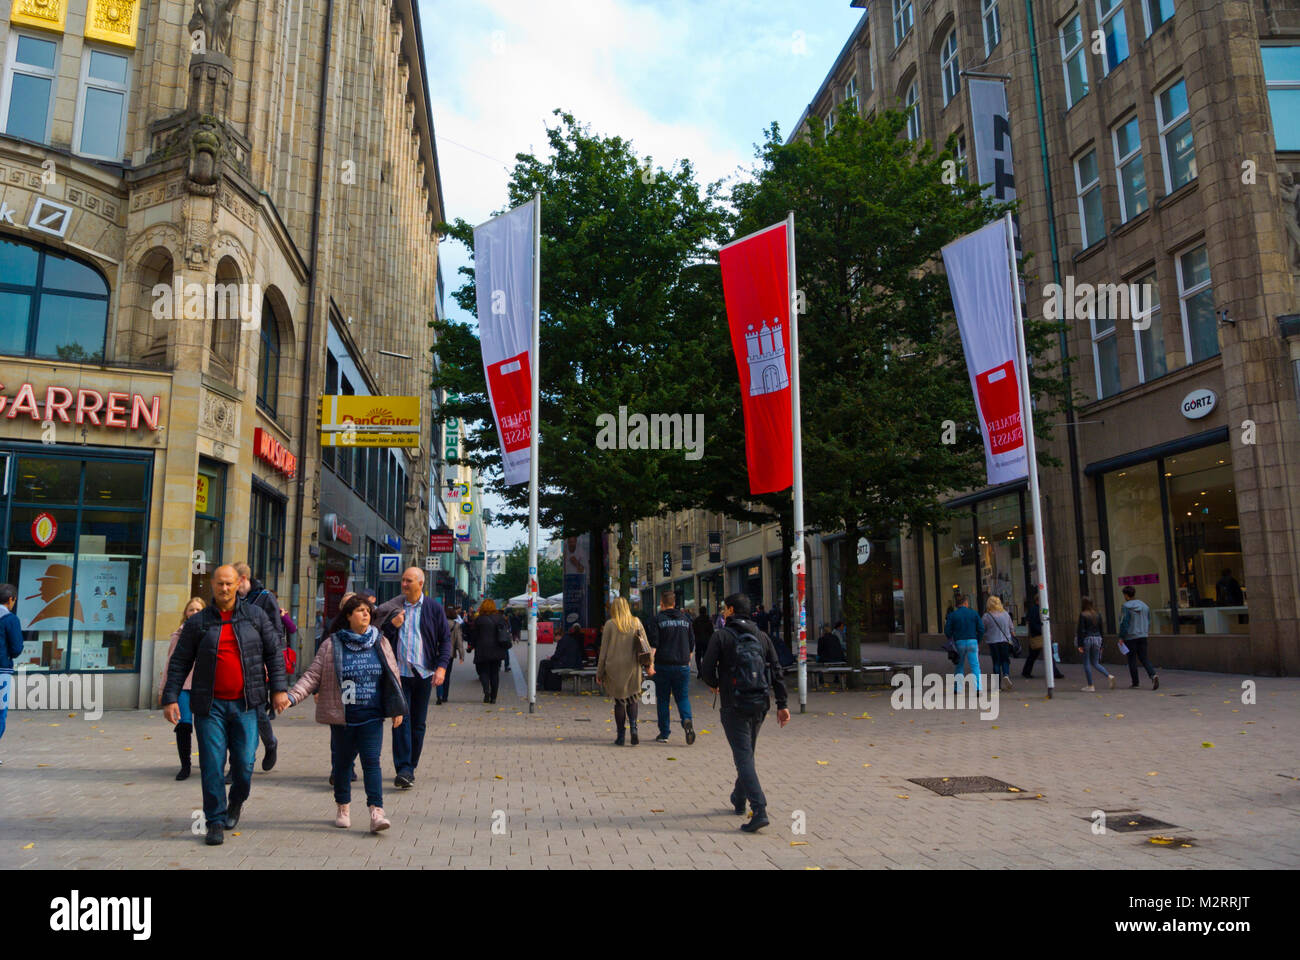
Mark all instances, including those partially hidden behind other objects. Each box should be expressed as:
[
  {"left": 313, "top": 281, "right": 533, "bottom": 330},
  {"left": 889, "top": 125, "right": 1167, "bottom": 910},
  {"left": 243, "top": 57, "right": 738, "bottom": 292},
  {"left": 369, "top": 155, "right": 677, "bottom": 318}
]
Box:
[{"left": 719, "top": 221, "right": 793, "bottom": 494}]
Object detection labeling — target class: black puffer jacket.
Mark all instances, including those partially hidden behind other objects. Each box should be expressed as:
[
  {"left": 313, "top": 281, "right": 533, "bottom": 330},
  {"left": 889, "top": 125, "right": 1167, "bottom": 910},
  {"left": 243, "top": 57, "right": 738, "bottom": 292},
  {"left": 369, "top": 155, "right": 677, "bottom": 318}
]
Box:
[
  {"left": 467, "top": 613, "right": 510, "bottom": 663},
  {"left": 163, "top": 601, "right": 286, "bottom": 717},
  {"left": 243, "top": 578, "right": 284, "bottom": 647}
]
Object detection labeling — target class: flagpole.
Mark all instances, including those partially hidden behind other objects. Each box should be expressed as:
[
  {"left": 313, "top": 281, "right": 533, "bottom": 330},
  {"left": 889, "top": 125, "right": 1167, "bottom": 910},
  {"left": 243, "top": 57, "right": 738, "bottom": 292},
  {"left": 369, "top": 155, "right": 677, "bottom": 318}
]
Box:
[
  {"left": 1005, "top": 211, "right": 1054, "bottom": 698},
  {"left": 787, "top": 211, "right": 807, "bottom": 715},
  {"left": 527, "top": 193, "right": 541, "bottom": 713}
]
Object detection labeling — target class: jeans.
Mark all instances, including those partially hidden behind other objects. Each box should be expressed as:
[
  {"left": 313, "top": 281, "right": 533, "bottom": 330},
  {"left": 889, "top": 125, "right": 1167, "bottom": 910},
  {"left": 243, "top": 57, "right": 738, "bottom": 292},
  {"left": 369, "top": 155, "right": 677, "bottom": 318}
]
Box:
[
  {"left": 332, "top": 721, "right": 384, "bottom": 808},
  {"left": 954, "top": 638, "right": 981, "bottom": 692},
  {"left": 476, "top": 660, "right": 501, "bottom": 700},
  {"left": 1081, "top": 636, "right": 1110, "bottom": 685},
  {"left": 437, "top": 660, "right": 454, "bottom": 702},
  {"left": 194, "top": 698, "right": 258, "bottom": 826},
  {"left": 1124, "top": 637, "right": 1156, "bottom": 684},
  {"left": 176, "top": 690, "right": 193, "bottom": 725},
  {"left": 720, "top": 706, "right": 767, "bottom": 816},
  {"left": 988, "top": 642, "right": 1011, "bottom": 679},
  {"left": 652, "top": 664, "right": 693, "bottom": 737},
  {"left": 0, "top": 673, "right": 10, "bottom": 742},
  {"left": 392, "top": 673, "right": 433, "bottom": 777}
]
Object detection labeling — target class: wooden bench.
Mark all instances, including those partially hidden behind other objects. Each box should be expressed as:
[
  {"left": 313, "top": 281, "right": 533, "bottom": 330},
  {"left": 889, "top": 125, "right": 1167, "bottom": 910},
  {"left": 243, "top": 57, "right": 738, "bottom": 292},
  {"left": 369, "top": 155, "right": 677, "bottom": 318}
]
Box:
[{"left": 551, "top": 667, "right": 599, "bottom": 694}]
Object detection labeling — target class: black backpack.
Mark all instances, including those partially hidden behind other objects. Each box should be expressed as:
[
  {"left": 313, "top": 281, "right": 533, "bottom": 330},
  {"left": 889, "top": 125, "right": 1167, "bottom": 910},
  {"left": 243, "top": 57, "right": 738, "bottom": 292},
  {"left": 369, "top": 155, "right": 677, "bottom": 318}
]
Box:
[{"left": 725, "top": 627, "right": 771, "bottom": 716}]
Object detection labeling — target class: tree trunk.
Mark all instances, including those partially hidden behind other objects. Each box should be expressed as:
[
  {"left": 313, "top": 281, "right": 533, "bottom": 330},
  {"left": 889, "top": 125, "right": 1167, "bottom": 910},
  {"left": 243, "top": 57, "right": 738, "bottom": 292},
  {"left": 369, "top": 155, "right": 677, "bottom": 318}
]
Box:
[
  {"left": 842, "top": 520, "right": 866, "bottom": 685},
  {"left": 617, "top": 523, "right": 632, "bottom": 605},
  {"left": 587, "top": 526, "right": 606, "bottom": 628}
]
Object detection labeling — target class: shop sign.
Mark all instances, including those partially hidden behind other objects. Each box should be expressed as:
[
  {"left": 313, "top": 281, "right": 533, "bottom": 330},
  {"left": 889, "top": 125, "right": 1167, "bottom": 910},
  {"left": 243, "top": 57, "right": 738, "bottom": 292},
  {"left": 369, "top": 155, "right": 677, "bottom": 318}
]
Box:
[
  {"left": 324, "top": 513, "right": 353, "bottom": 546},
  {"left": 708, "top": 530, "right": 721, "bottom": 563},
  {"left": 459, "top": 500, "right": 474, "bottom": 515},
  {"left": 1180, "top": 388, "right": 1217, "bottom": 420},
  {"left": 384, "top": 534, "right": 402, "bottom": 551},
  {"left": 1118, "top": 573, "right": 1160, "bottom": 586},
  {"left": 857, "top": 537, "right": 871, "bottom": 565},
  {"left": 663, "top": 551, "right": 672, "bottom": 576},
  {"left": 320, "top": 395, "right": 420, "bottom": 447},
  {"left": 430, "top": 530, "right": 454, "bottom": 552},
  {"left": 445, "top": 481, "right": 469, "bottom": 502},
  {"left": 0, "top": 381, "right": 162, "bottom": 431},
  {"left": 195, "top": 475, "right": 210, "bottom": 513},
  {"left": 254, "top": 427, "right": 297, "bottom": 478},
  {"left": 454, "top": 520, "right": 471, "bottom": 542},
  {"left": 31, "top": 512, "right": 57, "bottom": 548},
  {"left": 379, "top": 554, "right": 402, "bottom": 579}
]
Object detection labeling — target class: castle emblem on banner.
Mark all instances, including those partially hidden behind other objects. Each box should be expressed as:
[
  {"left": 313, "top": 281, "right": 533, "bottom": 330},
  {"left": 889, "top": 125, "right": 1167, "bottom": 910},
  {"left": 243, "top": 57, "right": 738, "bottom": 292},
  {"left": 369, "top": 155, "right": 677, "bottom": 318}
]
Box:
[{"left": 745, "top": 319, "right": 789, "bottom": 397}]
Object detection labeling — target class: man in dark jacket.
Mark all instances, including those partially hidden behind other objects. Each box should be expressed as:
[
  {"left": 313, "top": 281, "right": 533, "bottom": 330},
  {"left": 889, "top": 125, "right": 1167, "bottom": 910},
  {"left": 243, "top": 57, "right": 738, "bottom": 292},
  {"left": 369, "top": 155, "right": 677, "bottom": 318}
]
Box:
[
  {"left": 1, "top": 583, "right": 28, "bottom": 760},
  {"left": 645, "top": 591, "right": 696, "bottom": 745},
  {"left": 235, "top": 562, "right": 283, "bottom": 771},
  {"left": 374, "top": 567, "right": 451, "bottom": 789},
  {"left": 692, "top": 606, "right": 713, "bottom": 678},
  {"left": 702, "top": 593, "right": 790, "bottom": 834},
  {"left": 815, "top": 624, "right": 845, "bottom": 663},
  {"left": 163, "top": 565, "right": 287, "bottom": 846}
]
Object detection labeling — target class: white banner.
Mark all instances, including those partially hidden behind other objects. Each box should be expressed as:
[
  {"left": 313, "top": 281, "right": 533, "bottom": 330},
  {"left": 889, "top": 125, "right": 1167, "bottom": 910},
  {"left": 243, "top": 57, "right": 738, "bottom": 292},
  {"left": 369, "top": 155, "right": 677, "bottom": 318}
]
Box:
[
  {"left": 473, "top": 200, "right": 536, "bottom": 486},
  {"left": 941, "top": 219, "right": 1028, "bottom": 486}
]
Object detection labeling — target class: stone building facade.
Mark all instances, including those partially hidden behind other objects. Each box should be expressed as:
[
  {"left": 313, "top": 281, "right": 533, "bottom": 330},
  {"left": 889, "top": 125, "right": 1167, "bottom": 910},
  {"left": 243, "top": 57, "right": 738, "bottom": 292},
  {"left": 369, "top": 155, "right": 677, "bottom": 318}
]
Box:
[
  {"left": 0, "top": 0, "right": 445, "bottom": 707},
  {"left": 629, "top": 0, "right": 1300, "bottom": 675}
]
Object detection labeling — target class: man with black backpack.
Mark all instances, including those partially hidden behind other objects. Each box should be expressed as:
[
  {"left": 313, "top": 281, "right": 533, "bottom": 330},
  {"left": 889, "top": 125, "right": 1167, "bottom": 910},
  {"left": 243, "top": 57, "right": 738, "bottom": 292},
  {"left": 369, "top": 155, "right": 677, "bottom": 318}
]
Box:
[{"left": 701, "top": 592, "right": 790, "bottom": 833}]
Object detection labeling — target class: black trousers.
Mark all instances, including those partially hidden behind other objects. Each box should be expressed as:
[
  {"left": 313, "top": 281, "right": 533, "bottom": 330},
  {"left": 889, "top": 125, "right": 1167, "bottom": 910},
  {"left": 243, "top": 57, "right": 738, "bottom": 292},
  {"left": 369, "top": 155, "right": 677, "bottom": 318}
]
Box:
[
  {"left": 476, "top": 660, "right": 501, "bottom": 699},
  {"left": 256, "top": 702, "right": 276, "bottom": 749},
  {"left": 1126, "top": 637, "right": 1157, "bottom": 684},
  {"left": 720, "top": 706, "right": 768, "bottom": 816},
  {"left": 1021, "top": 644, "right": 1063, "bottom": 678}
]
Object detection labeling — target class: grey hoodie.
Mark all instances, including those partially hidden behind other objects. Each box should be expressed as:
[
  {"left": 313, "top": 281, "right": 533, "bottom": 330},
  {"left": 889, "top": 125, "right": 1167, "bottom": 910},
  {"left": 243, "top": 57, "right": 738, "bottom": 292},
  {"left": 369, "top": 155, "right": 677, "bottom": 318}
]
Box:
[{"left": 1119, "top": 598, "right": 1150, "bottom": 639}]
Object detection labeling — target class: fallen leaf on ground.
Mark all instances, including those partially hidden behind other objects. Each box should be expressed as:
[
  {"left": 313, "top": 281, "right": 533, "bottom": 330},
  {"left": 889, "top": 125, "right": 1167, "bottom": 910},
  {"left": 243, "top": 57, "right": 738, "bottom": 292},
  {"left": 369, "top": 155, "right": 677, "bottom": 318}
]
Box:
[
  {"left": 1007, "top": 787, "right": 1021, "bottom": 793},
  {"left": 816, "top": 760, "right": 829, "bottom": 766},
  {"left": 1201, "top": 742, "right": 1214, "bottom": 748},
  {"left": 494, "top": 775, "right": 503, "bottom": 780},
  {"left": 790, "top": 841, "right": 808, "bottom": 846},
  {"left": 1147, "top": 771, "right": 1158, "bottom": 776},
  {"left": 1149, "top": 836, "right": 1174, "bottom": 845},
  {"left": 896, "top": 795, "right": 910, "bottom": 799},
  {"left": 22, "top": 843, "right": 34, "bottom": 850}
]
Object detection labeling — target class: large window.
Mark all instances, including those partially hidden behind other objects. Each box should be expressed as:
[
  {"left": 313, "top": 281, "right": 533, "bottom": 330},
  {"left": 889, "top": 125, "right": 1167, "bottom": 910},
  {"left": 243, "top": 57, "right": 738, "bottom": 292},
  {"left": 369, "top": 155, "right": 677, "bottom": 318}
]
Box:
[
  {"left": 928, "top": 491, "right": 1033, "bottom": 635},
  {"left": 1132, "top": 269, "right": 1167, "bottom": 382},
  {"left": 1112, "top": 115, "right": 1148, "bottom": 222},
  {"left": 1096, "top": 0, "right": 1129, "bottom": 75},
  {"left": 256, "top": 304, "right": 281, "bottom": 417},
  {"left": 893, "top": 0, "right": 914, "bottom": 47},
  {"left": 1061, "top": 13, "right": 1089, "bottom": 108},
  {"left": 248, "top": 483, "right": 286, "bottom": 595},
  {"left": 1100, "top": 441, "right": 1244, "bottom": 635},
  {"left": 1176, "top": 244, "right": 1217, "bottom": 363},
  {"left": 1, "top": 33, "right": 57, "bottom": 144},
  {"left": 193, "top": 458, "right": 226, "bottom": 600},
  {"left": 940, "top": 30, "right": 960, "bottom": 107},
  {"left": 982, "top": 0, "right": 1002, "bottom": 58},
  {"left": 0, "top": 236, "right": 109, "bottom": 361},
  {"left": 1075, "top": 148, "right": 1105, "bottom": 248},
  {"left": 1156, "top": 78, "right": 1196, "bottom": 193},
  {"left": 1143, "top": 0, "right": 1175, "bottom": 35},
  {"left": 1262, "top": 46, "right": 1300, "bottom": 151},
  {"left": 826, "top": 530, "right": 905, "bottom": 637},
  {"left": 904, "top": 82, "right": 921, "bottom": 141},
  {"left": 845, "top": 74, "right": 859, "bottom": 115},
  {"left": 73, "top": 48, "right": 129, "bottom": 160},
  {"left": 4, "top": 451, "right": 151, "bottom": 672},
  {"left": 1091, "top": 289, "right": 1121, "bottom": 399}
]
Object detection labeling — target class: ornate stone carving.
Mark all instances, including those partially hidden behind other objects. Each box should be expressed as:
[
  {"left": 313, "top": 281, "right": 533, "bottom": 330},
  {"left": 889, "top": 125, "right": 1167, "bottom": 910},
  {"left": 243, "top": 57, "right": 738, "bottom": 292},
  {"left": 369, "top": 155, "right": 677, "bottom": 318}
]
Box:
[
  {"left": 188, "top": 0, "right": 241, "bottom": 56},
  {"left": 1281, "top": 172, "right": 1300, "bottom": 270},
  {"left": 200, "top": 389, "right": 239, "bottom": 440}
]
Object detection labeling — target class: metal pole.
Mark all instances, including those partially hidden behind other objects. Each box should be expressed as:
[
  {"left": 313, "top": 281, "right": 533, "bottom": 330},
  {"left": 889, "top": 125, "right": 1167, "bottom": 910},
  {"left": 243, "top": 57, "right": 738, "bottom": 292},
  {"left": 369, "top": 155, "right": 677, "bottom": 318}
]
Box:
[
  {"left": 787, "top": 212, "right": 807, "bottom": 714},
  {"left": 1005, "top": 212, "right": 1054, "bottom": 698},
  {"left": 527, "top": 193, "right": 541, "bottom": 713}
]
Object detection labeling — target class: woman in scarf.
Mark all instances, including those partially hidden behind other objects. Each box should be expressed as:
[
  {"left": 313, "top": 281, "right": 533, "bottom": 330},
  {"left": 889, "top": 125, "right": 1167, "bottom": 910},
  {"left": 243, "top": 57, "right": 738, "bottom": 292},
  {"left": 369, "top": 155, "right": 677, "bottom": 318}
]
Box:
[{"left": 282, "top": 594, "right": 408, "bottom": 832}]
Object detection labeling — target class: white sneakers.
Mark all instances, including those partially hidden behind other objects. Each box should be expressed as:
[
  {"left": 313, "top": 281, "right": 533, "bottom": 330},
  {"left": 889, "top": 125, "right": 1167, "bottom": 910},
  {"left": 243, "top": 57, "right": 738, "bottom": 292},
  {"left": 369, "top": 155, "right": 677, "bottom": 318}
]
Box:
[
  {"left": 369, "top": 806, "right": 391, "bottom": 832},
  {"left": 1108, "top": 675, "right": 1116, "bottom": 689},
  {"left": 1081, "top": 685, "right": 1096, "bottom": 692},
  {"left": 335, "top": 803, "right": 351, "bottom": 828},
  {"left": 1000, "top": 675, "right": 1012, "bottom": 691}
]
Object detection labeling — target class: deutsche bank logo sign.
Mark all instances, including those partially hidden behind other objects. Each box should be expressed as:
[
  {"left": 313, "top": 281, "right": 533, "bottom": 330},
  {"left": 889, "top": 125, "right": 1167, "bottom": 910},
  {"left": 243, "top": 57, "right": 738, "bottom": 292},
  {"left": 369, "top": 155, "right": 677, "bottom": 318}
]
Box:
[{"left": 379, "top": 554, "right": 402, "bottom": 577}]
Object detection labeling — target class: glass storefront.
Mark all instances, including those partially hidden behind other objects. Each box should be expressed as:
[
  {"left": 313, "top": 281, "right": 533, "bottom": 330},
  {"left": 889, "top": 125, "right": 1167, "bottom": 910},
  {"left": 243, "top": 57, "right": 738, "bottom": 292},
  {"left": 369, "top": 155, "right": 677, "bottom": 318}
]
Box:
[
  {"left": 1, "top": 446, "right": 151, "bottom": 671},
  {"left": 1100, "top": 440, "right": 1245, "bottom": 634},
  {"left": 192, "top": 458, "right": 226, "bottom": 600},
  {"left": 826, "top": 531, "right": 905, "bottom": 637}
]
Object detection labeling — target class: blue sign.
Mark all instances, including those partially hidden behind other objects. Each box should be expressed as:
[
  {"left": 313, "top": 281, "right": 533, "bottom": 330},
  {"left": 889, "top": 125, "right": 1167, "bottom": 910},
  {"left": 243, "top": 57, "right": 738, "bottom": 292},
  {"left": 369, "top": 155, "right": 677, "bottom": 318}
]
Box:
[
  {"left": 384, "top": 534, "right": 402, "bottom": 551},
  {"left": 379, "top": 553, "right": 402, "bottom": 578}
]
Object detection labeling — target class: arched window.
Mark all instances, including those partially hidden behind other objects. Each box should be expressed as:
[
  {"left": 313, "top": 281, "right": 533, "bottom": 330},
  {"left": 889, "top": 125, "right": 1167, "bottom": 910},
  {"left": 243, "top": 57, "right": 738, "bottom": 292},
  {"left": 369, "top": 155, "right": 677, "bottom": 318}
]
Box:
[
  {"left": 0, "top": 235, "right": 109, "bottom": 361},
  {"left": 904, "top": 82, "right": 921, "bottom": 141},
  {"left": 257, "top": 301, "right": 281, "bottom": 416},
  {"left": 941, "top": 30, "right": 960, "bottom": 106}
]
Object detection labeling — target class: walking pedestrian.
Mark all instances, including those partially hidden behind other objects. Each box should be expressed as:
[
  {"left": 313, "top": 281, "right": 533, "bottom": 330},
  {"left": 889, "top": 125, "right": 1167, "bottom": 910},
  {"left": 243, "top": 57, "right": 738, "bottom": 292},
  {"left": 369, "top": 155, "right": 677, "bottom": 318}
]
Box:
[
  {"left": 162, "top": 565, "right": 287, "bottom": 846},
  {"left": 1076, "top": 596, "right": 1113, "bottom": 692},
  {"left": 981, "top": 595, "right": 1015, "bottom": 691},
  {"left": 753, "top": 603, "right": 768, "bottom": 636},
  {"left": 234, "top": 562, "right": 284, "bottom": 772},
  {"left": 159, "top": 596, "right": 207, "bottom": 780},
  {"left": 701, "top": 593, "right": 790, "bottom": 833},
  {"left": 1119, "top": 585, "right": 1159, "bottom": 689},
  {"left": 645, "top": 591, "right": 695, "bottom": 744},
  {"left": 1021, "top": 589, "right": 1064, "bottom": 680},
  {"left": 467, "top": 599, "right": 509, "bottom": 703},
  {"left": 374, "top": 568, "right": 451, "bottom": 790},
  {"left": 436, "top": 606, "right": 465, "bottom": 704},
  {"left": 0, "top": 584, "right": 27, "bottom": 765},
  {"left": 281, "top": 593, "right": 407, "bottom": 832},
  {"left": 596, "top": 596, "right": 652, "bottom": 746},
  {"left": 692, "top": 606, "right": 714, "bottom": 679},
  {"left": 943, "top": 593, "right": 984, "bottom": 692}
]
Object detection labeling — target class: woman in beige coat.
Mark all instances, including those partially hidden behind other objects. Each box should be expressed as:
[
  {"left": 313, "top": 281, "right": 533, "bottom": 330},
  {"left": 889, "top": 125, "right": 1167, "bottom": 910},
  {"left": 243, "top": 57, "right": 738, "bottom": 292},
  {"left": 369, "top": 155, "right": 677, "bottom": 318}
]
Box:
[{"left": 597, "top": 597, "right": 655, "bottom": 745}]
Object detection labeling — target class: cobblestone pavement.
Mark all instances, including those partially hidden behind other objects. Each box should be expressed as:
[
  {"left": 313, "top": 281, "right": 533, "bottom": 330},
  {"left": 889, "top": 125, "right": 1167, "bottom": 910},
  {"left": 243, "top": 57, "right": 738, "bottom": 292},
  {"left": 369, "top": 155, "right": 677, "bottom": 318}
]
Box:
[{"left": 2, "top": 644, "right": 1297, "bottom": 869}]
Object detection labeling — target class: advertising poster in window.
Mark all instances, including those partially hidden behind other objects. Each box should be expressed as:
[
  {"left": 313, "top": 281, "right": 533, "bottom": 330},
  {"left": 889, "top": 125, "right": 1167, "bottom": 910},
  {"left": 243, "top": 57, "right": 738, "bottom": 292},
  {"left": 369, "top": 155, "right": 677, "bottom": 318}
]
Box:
[{"left": 16, "top": 557, "right": 128, "bottom": 631}]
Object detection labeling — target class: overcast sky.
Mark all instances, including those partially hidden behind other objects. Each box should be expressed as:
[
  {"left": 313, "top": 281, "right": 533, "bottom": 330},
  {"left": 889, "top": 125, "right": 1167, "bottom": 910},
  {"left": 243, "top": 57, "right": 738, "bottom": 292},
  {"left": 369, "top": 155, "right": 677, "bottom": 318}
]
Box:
[{"left": 418, "top": 0, "right": 865, "bottom": 550}]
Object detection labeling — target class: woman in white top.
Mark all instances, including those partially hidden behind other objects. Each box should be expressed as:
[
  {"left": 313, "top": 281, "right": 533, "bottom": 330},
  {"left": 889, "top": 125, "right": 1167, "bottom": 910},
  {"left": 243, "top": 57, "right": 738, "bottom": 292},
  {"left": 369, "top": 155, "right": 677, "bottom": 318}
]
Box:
[{"left": 981, "top": 596, "right": 1016, "bottom": 691}]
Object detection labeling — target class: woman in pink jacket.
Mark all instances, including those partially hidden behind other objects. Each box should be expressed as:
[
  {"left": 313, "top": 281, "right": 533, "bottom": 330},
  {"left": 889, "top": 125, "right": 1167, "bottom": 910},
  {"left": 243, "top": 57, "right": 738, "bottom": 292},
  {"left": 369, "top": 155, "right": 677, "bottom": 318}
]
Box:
[
  {"left": 280, "top": 594, "right": 407, "bottom": 832},
  {"left": 159, "top": 597, "right": 206, "bottom": 780}
]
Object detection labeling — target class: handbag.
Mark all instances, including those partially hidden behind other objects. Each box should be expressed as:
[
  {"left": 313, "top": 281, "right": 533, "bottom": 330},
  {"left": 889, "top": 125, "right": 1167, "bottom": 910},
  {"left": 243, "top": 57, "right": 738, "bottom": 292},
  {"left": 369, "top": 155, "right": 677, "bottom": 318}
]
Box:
[
  {"left": 992, "top": 617, "right": 1021, "bottom": 657},
  {"left": 634, "top": 626, "right": 652, "bottom": 667}
]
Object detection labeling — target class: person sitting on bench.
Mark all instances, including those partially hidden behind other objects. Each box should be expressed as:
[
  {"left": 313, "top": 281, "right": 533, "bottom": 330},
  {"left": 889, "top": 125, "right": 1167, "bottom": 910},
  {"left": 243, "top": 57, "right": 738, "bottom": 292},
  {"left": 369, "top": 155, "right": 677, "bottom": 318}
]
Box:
[{"left": 816, "top": 625, "right": 845, "bottom": 663}]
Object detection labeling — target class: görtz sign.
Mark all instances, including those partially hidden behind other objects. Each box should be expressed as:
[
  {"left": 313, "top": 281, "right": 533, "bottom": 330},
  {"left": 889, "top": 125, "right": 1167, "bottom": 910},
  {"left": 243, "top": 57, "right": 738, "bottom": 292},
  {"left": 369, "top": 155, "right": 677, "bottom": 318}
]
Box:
[
  {"left": 1180, "top": 388, "right": 1217, "bottom": 420},
  {"left": 0, "top": 381, "right": 162, "bottom": 430}
]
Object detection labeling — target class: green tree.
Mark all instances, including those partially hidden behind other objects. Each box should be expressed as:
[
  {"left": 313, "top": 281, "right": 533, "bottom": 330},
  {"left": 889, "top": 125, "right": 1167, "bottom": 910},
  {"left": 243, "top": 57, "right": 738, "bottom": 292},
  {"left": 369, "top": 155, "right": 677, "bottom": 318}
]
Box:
[
  {"left": 433, "top": 110, "right": 732, "bottom": 625},
  {"left": 487, "top": 541, "right": 562, "bottom": 600},
  {"left": 728, "top": 108, "right": 1070, "bottom": 673}
]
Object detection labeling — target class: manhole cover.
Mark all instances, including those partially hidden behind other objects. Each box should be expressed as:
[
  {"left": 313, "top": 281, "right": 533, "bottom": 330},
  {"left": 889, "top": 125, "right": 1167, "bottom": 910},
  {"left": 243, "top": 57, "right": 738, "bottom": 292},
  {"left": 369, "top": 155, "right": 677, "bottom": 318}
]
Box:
[
  {"left": 909, "top": 776, "right": 1024, "bottom": 796},
  {"left": 1106, "top": 813, "right": 1178, "bottom": 832}
]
